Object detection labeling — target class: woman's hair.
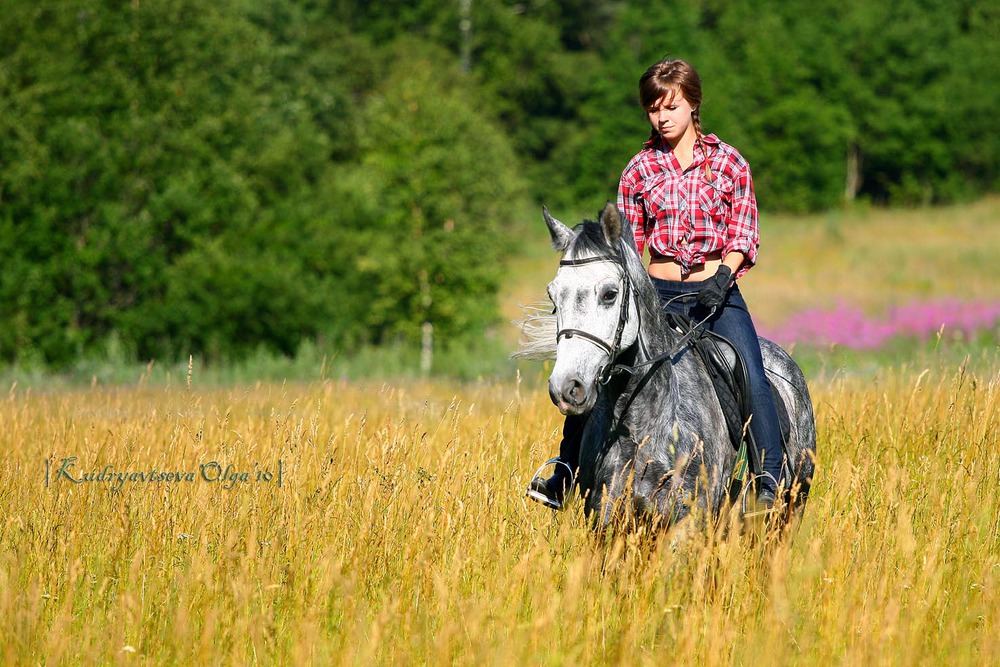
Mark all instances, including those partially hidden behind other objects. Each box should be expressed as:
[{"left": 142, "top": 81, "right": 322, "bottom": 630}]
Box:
[{"left": 639, "top": 58, "right": 712, "bottom": 180}]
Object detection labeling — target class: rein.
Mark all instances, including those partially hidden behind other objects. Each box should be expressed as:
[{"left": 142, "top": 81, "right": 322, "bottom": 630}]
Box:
[{"left": 605, "top": 303, "right": 716, "bottom": 380}]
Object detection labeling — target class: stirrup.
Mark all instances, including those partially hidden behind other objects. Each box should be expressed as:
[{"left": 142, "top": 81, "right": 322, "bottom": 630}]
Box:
[
  {"left": 525, "top": 458, "right": 576, "bottom": 510},
  {"left": 740, "top": 471, "right": 780, "bottom": 516}
]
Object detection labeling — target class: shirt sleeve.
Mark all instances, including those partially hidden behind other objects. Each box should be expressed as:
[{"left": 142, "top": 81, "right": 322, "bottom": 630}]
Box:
[
  {"left": 617, "top": 164, "right": 646, "bottom": 257},
  {"left": 723, "top": 163, "right": 760, "bottom": 278}
]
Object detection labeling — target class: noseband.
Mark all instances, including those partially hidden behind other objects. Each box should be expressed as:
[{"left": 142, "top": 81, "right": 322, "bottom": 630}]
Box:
[{"left": 554, "top": 252, "right": 634, "bottom": 384}]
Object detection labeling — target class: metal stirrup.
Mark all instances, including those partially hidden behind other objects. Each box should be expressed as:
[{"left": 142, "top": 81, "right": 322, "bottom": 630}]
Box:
[
  {"left": 739, "top": 471, "right": 781, "bottom": 514},
  {"left": 526, "top": 458, "right": 576, "bottom": 509}
]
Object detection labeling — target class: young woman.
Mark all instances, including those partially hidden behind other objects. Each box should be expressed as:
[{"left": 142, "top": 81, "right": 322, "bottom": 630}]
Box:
[{"left": 528, "top": 58, "right": 785, "bottom": 510}]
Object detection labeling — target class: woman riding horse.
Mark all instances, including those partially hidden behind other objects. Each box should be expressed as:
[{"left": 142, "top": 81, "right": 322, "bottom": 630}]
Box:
[{"left": 529, "top": 58, "right": 786, "bottom": 511}]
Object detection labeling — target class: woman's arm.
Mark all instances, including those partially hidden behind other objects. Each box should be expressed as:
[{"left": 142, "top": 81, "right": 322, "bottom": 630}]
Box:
[
  {"left": 722, "top": 251, "right": 746, "bottom": 281},
  {"left": 617, "top": 165, "right": 646, "bottom": 257},
  {"left": 722, "top": 163, "right": 759, "bottom": 279}
]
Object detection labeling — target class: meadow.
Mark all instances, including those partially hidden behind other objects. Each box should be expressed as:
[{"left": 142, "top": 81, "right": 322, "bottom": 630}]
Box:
[
  {"left": 3, "top": 199, "right": 1000, "bottom": 665},
  {"left": 2, "top": 364, "right": 998, "bottom": 665}
]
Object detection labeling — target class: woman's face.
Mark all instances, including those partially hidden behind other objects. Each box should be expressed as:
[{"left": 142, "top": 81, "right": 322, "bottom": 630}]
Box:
[{"left": 646, "top": 88, "right": 696, "bottom": 146}]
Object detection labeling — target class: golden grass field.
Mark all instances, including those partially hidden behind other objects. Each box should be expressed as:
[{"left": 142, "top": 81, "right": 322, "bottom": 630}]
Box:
[
  {"left": 2, "top": 364, "right": 998, "bottom": 665},
  {"left": 3, "top": 199, "right": 1000, "bottom": 664}
]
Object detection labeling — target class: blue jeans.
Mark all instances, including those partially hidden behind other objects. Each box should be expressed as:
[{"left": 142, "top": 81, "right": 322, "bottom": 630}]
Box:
[{"left": 651, "top": 276, "right": 784, "bottom": 493}]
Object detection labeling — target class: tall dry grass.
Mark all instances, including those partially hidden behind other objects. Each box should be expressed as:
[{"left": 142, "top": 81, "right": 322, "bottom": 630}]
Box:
[{"left": 2, "top": 357, "right": 999, "bottom": 664}]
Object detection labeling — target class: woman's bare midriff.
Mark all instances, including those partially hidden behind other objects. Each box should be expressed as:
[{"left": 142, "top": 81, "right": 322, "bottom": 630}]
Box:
[{"left": 648, "top": 253, "right": 723, "bottom": 282}]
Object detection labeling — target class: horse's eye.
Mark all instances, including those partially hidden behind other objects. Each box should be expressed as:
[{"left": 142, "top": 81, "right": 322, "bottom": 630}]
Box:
[{"left": 600, "top": 288, "right": 619, "bottom": 305}]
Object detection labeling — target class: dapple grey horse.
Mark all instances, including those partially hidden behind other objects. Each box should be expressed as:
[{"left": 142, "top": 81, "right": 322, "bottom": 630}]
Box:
[{"left": 526, "top": 203, "right": 816, "bottom": 528}]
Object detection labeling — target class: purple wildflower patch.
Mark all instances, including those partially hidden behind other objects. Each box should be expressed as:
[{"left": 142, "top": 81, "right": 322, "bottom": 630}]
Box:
[{"left": 758, "top": 299, "right": 1000, "bottom": 350}]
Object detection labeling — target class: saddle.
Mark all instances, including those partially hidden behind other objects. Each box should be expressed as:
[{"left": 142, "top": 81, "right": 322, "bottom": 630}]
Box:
[{"left": 663, "top": 312, "right": 791, "bottom": 478}]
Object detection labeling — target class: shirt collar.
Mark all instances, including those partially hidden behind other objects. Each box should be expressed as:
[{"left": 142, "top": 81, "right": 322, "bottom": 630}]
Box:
[
  {"left": 644, "top": 133, "right": 720, "bottom": 174},
  {"left": 644, "top": 132, "right": 721, "bottom": 150}
]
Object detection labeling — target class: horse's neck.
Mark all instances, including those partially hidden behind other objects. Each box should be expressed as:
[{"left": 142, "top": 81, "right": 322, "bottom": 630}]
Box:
[
  {"left": 608, "top": 301, "right": 681, "bottom": 426},
  {"left": 635, "top": 283, "right": 675, "bottom": 363}
]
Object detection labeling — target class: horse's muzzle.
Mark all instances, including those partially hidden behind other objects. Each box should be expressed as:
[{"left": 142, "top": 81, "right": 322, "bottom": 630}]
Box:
[{"left": 548, "top": 375, "right": 594, "bottom": 415}]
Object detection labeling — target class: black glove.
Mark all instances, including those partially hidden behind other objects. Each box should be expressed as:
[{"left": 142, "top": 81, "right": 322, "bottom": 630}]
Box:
[{"left": 697, "top": 265, "right": 733, "bottom": 310}]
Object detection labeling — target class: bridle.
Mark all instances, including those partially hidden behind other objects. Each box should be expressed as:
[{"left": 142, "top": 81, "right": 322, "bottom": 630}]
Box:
[
  {"left": 554, "top": 252, "right": 634, "bottom": 384},
  {"left": 554, "top": 249, "right": 716, "bottom": 386}
]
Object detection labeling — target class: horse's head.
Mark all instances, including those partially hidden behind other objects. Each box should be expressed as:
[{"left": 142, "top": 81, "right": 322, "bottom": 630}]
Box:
[{"left": 544, "top": 203, "right": 642, "bottom": 415}]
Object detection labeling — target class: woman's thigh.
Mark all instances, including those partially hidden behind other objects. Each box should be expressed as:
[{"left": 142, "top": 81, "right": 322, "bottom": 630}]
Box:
[{"left": 706, "top": 286, "right": 768, "bottom": 379}]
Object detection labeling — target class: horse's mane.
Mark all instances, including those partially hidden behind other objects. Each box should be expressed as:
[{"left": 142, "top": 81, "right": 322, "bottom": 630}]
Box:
[
  {"left": 567, "top": 219, "right": 614, "bottom": 257},
  {"left": 512, "top": 217, "right": 664, "bottom": 361}
]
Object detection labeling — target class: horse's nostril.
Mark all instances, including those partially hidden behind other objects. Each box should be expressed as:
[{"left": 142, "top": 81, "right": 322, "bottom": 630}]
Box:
[
  {"left": 548, "top": 375, "right": 588, "bottom": 409},
  {"left": 566, "top": 378, "right": 584, "bottom": 403}
]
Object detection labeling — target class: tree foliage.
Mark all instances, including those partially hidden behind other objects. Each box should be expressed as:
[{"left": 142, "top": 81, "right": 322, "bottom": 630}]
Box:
[{"left": 0, "top": 0, "right": 996, "bottom": 366}]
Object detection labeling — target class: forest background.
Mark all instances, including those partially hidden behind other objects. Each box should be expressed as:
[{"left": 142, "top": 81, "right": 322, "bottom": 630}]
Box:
[{"left": 1, "top": 0, "right": 998, "bottom": 377}]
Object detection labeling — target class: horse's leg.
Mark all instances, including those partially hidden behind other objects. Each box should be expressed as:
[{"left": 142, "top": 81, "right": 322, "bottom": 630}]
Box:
[{"left": 759, "top": 338, "right": 817, "bottom": 505}]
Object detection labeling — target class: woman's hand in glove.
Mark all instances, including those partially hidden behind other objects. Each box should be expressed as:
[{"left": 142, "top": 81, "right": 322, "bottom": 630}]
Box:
[{"left": 696, "top": 265, "right": 733, "bottom": 310}]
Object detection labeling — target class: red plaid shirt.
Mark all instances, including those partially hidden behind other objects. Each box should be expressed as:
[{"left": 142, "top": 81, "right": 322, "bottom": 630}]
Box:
[{"left": 617, "top": 133, "right": 759, "bottom": 279}]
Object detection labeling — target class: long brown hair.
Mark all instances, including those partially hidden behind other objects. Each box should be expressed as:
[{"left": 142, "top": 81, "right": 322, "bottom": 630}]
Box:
[{"left": 639, "top": 58, "right": 712, "bottom": 181}]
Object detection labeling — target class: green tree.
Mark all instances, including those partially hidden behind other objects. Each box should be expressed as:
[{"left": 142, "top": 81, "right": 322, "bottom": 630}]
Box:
[
  {"left": 2, "top": 0, "right": 998, "bottom": 370},
  {"left": 318, "top": 39, "right": 526, "bottom": 348},
  {"left": 709, "top": 0, "right": 999, "bottom": 207}
]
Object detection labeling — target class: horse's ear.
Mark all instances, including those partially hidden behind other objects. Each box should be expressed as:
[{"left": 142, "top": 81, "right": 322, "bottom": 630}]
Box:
[
  {"left": 542, "top": 205, "right": 574, "bottom": 251},
  {"left": 600, "top": 202, "right": 623, "bottom": 248}
]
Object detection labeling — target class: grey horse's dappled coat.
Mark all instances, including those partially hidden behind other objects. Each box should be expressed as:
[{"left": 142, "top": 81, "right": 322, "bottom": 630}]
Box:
[{"left": 536, "top": 204, "right": 816, "bottom": 528}]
